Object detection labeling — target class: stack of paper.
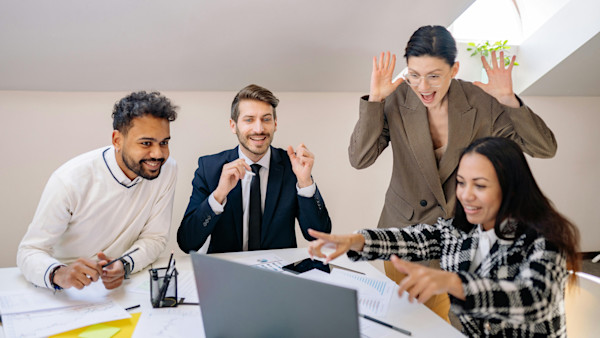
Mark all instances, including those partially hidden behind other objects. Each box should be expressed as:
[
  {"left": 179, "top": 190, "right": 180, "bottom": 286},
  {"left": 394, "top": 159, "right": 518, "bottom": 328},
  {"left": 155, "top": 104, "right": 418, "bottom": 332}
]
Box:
[
  {"left": 296, "top": 268, "right": 396, "bottom": 316},
  {"left": 0, "top": 282, "right": 130, "bottom": 338}
]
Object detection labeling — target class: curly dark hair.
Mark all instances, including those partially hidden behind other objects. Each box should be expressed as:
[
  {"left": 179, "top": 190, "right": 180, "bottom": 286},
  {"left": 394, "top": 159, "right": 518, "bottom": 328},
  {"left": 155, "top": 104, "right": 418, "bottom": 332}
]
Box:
[
  {"left": 112, "top": 91, "right": 178, "bottom": 134},
  {"left": 453, "top": 137, "right": 581, "bottom": 276}
]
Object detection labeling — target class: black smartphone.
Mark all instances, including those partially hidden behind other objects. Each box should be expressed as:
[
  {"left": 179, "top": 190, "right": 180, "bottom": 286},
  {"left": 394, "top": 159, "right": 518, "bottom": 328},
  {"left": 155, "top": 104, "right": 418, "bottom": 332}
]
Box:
[{"left": 282, "top": 258, "right": 364, "bottom": 275}]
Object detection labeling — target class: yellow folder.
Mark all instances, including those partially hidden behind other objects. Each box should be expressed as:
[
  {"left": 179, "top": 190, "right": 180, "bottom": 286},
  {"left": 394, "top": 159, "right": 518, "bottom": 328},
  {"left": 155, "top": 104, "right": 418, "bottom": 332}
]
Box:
[{"left": 49, "top": 312, "right": 141, "bottom": 338}]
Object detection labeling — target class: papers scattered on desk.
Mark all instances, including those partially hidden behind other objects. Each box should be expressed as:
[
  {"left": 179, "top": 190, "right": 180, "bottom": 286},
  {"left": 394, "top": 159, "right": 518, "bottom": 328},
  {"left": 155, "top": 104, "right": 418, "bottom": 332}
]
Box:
[
  {"left": 359, "top": 316, "right": 393, "bottom": 338},
  {"left": 0, "top": 282, "right": 130, "bottom": 338},
  {"left": 176, "top": 270, "right": 199, "bottom": 303},
  {"left": 0, "top": 280, "right": 111, "bottom": 315},
  {"left": 297, "top": 268, "right": 396, "bottom": 316},
  {"left": 125, "top": 277, "right": 151, "bottom": 295},
  {"left": 233, "top": 254, "right": 288, "bottom": 272},
  {"left": 1, "top": 301, "right": 130, "bottom": 338},
  {"left": 132, "top": 305, "right": 201, "bottom": 338},
  {"left": 335, "top": 269, "right": 396, "bottom": 316}
]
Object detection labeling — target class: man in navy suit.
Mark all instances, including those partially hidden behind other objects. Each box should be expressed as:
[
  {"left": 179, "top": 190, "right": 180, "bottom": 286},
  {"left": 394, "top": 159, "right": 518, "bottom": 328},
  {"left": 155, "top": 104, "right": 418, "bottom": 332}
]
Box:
[{"left": 178, "top": 84, "right": 332, "bottom": 253}]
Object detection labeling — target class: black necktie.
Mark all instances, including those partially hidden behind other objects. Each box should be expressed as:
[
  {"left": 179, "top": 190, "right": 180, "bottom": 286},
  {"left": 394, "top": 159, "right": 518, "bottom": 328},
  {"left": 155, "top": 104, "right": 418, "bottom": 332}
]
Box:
[{"left": 248, "top": 164, "right": 262, "bottom": 251}]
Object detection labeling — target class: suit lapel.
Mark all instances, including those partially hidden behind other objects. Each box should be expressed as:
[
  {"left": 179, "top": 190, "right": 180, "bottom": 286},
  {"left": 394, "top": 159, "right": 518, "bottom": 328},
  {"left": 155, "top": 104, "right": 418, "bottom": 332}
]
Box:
[
  {"left": 438, "top": 80, "right": 476, "bottom": 185},
  {"left": 403, "top": 88, "right": 447, "bottom": 206},
  {"left": 262, "top": 147, "right": 283, "bottom": 244},
  {"left": 227, "top": 147, "right": 244, "bottom": 249}
]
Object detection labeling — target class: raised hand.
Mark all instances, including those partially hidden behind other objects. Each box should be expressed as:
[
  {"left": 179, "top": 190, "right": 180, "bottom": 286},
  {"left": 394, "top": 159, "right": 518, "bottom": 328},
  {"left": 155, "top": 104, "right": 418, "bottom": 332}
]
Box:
[
  {"left": 307, "top": 229, "right": 365, "bottom": 263},
  {"left": 213, "top": 158, "right": 252, "bottom": 203},
  {"left": 52, "top": 258, "right": 103, "bottom": 290},
  {"left": 287, "top": 144, "right": 314, "bottom": 188},
  {"left": 97, "top": 252, "right": 125, "bottom": 290},
  {"left": 474, "top": 50, "right": 520, "bottom": 108},
  {"left": 369, "top": 51, "right": 404, "bottom": 102},
  {"left": 391, "top": 255, "right": 465, "bottom": 303}
]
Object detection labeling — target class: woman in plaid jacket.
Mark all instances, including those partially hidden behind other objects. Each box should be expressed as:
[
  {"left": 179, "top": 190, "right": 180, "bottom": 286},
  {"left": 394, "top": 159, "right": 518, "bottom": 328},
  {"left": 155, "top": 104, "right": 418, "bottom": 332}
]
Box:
[{"left": 309, "top": 137, "right": 580, "bottom": 337}]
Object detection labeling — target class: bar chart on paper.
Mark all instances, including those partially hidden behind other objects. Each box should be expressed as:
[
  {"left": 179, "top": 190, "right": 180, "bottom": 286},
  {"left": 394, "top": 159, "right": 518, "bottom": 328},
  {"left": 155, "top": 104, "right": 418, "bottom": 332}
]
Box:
[
  {"left": 332, "top": 270, "right": 396, "bottom": 316},
  {"left": 344, "top": 273, "right": 390, "bottom": 296},
  {"left": 233, "top": 254, "right": 288, "bottom": 272}
]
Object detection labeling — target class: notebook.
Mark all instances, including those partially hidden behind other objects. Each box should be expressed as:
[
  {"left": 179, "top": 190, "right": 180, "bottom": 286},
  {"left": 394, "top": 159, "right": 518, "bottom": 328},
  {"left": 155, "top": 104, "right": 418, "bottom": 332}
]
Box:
[{"left": 190, "top": 252, "right": 360, "bottom": 338}]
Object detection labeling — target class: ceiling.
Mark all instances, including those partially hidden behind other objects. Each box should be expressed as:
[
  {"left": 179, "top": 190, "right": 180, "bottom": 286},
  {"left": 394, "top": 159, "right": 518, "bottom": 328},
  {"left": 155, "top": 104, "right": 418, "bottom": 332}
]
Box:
[
  {"left": 521, "top": 32, "right": 600, "bottom": 96},
  {"left": 0, "top": 0, "right": 473, "bottom": 92},
  {"left": 1, "top": 0, "right": 598, "bottom": 95}
]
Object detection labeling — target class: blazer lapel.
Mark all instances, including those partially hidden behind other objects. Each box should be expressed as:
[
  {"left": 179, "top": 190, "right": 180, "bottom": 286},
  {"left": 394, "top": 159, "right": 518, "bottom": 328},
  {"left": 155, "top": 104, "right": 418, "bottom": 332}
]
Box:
[
  {"left": 476, "top": 241, "right": 504, "bottom": 277},
  {"left": 403, "top": 88, "right": 447, "bottom": 206},
  {"left": 438, "top": 80, "right": 476, "bottom": 185},
  {"left": 227, "top": 147, "right": 244, "bottom": 249},
  {"left": 460, "top": 227, "right": 479, "bottom": 272},
  {"left": 262, "top": 147, "right": 283, "bottom": 244}
]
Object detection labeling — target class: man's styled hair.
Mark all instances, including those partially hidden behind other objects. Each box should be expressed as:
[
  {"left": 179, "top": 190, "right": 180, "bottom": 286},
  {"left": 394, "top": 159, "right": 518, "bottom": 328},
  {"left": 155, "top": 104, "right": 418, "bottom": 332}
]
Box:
[
  {"left": 112, "top": 91, "right": 178, "bottom": 134},
  {"left": 230, "top": 84, "right": 279, "bottom": 122}
]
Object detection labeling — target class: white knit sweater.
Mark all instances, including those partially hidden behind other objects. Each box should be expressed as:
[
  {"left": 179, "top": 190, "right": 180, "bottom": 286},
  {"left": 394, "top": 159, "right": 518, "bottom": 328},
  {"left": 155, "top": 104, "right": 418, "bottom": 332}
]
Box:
[{"left": 17, "top": 146, "right": 177, "bottom": 288}]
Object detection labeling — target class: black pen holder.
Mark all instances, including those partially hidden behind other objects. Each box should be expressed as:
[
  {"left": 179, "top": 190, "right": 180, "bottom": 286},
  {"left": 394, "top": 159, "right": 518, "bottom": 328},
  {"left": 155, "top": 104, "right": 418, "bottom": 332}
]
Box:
[{"left": 149, "top": 267, "right": 178, "bottom": 308}]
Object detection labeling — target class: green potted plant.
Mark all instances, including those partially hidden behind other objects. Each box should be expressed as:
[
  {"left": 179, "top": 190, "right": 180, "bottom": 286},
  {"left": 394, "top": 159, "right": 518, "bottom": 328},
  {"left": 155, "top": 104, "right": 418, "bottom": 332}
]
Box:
[{"left": 467, "top": 40, "right": 518, "bottom": 82}]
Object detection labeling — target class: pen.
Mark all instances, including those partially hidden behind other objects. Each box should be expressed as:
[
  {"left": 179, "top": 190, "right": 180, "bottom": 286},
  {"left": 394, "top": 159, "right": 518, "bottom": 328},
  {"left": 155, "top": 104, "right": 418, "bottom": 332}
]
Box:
[
  {"left": 165, "top": 250, "right": 174, "bottom": 272},
  {"left": 159, "top": 257, "right": 176, "bottom": 306},
  {"left": 102, "top": 248, "right": 140, "bottom": 268},
  {"left": 360, "top": 314, "right": 411, "bottom": 336},
  {"left": 158, "top": 269, "right": 175, "bottom": 307},
  {"left": 245, "top": 170, "right": 256, "bottom": 177},
  {"left": 125, "top": 304, "right": 140, "bottom": 311}
]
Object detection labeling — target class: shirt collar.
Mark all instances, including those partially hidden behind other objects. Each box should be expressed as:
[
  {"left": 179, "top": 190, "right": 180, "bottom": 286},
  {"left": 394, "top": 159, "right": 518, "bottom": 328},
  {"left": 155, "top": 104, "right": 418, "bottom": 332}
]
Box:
[
  {"left": 103, "top": 146, "right": 142, "bottom": 187},
  {"left": 477, "top": 218, "right": 518, "bottom": 245},
  {"left": 238, "top": 146, "right": 271, "bottom": 170},
  {"left": 476, "top": 224, "right": 499, "bottom": 244}
]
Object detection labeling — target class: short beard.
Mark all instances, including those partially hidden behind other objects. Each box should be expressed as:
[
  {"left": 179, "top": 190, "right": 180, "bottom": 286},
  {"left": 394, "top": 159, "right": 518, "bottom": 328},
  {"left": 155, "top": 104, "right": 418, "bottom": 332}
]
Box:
[
  {"left": 122, "top": 149, "right": 164, "bottom": 180},
  {"left": 236, "top": 127, "right": 273, "bottom": 159}
]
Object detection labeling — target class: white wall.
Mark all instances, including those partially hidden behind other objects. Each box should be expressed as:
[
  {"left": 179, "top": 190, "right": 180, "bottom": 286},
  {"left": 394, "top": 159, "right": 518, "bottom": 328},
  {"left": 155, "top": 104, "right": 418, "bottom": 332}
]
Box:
[
  {"left": 1, "top": 91, "right": 598, "bottom": 268},
  {"left": 524, "top": 96, "right": 600, "bottom": 251}
]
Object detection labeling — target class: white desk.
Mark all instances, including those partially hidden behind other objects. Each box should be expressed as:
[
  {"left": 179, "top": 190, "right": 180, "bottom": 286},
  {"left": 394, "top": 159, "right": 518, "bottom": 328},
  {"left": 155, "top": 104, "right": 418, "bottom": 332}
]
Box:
[{"left": 0, "top": 248, "right": 464, "bottom": 337}]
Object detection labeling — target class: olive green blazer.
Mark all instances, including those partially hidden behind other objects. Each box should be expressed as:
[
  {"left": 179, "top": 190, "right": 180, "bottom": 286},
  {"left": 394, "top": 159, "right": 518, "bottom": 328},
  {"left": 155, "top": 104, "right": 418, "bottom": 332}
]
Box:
[{"left": 349, "top": 79, "right": 556, "bottom": 228}]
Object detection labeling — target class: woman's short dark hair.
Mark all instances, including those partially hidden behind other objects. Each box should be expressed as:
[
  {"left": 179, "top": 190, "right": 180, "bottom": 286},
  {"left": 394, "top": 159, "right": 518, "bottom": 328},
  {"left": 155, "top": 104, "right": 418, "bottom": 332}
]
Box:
[
  {"left": 112, "top": 91, "right": 178, "bottom": 134},
  {"left": 453, "top": 137, "right": 580, "bottom": 273},
  {"left": 404, "top": 25, "right": 457, "bottom": 66},
  {"left": 231, "top": 84, "right": 279, "bottom": 122}
]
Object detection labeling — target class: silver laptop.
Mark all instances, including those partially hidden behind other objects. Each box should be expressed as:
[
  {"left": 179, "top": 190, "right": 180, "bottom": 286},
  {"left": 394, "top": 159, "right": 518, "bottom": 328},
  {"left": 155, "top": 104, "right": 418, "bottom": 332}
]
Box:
[{"left": 191, "top": 252, "right": 360, "bottom": 338}]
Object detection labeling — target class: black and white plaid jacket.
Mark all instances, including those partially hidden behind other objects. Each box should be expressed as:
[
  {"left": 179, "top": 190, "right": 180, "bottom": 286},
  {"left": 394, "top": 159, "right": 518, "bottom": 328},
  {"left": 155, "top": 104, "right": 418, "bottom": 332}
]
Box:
[{"left": 347, "top": 218, "right": 568, "bottom": 338}]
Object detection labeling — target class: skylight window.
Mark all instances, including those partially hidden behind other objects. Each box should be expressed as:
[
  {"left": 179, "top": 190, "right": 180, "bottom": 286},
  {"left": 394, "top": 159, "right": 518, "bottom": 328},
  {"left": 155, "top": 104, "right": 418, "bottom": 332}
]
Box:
[{"left": 449, "top": 0, "right": 570, "bottom": 45}]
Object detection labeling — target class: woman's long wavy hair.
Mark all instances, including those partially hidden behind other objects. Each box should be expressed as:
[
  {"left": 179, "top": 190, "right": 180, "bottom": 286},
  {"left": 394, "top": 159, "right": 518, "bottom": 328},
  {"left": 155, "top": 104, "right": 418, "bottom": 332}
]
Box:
[{"left": 453, "top": 137, "right": 580, "bottom": 278}]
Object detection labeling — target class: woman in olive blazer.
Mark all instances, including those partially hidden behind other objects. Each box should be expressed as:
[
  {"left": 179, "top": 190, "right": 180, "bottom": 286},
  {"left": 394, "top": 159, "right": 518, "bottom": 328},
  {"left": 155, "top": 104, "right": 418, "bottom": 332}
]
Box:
[{"left": 350, "top": 78, "right": 556, "bottom": 228}]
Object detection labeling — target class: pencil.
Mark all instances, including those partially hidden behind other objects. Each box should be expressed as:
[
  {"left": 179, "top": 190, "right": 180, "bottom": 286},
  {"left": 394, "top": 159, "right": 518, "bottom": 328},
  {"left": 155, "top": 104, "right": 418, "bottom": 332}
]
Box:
[
  {"left": 102, "top": 248, "right": 140, "bottom": 268},
  {"left": 360, "top": 314, "right": 411, "bottom": 336}
]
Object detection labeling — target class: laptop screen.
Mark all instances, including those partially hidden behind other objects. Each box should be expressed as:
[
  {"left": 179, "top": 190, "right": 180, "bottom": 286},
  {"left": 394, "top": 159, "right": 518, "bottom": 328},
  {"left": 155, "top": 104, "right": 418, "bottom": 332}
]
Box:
[{"left": 191, "top": 252, "right": 360, "bottom": 338}]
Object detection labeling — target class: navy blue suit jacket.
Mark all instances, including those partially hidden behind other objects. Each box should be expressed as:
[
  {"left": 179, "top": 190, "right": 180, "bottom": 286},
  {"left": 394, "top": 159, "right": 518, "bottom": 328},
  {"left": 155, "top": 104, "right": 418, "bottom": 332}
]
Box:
[{"left": 178, "top": 146, "right": 332, "bottom": 254}]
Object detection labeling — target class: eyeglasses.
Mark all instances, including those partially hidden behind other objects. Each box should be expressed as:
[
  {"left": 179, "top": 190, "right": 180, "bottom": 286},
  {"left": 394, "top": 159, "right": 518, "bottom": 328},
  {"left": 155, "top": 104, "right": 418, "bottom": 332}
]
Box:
[{"left": 400, "top": 68, "right": 448, "bottom": 87}]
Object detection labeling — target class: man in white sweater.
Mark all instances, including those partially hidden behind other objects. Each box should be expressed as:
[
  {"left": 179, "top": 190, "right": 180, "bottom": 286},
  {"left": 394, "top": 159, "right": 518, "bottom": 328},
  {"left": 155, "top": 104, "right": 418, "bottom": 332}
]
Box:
[{"left": 17, "top": 91, "right": 178, "bottom": 291}]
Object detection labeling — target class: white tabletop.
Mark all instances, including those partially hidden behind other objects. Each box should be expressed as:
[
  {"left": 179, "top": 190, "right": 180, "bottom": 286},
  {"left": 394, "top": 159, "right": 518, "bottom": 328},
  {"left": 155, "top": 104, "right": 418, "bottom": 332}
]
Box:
[{"left": 0, "top": 248, "right": 464, "bottom": 337}]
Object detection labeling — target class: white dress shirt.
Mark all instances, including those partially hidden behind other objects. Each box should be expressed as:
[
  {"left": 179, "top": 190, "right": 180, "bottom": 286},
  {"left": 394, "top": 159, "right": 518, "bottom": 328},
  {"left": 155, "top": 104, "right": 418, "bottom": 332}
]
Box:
[{"left": 469, "top": 224, "right": 499, "bottom": 273}]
